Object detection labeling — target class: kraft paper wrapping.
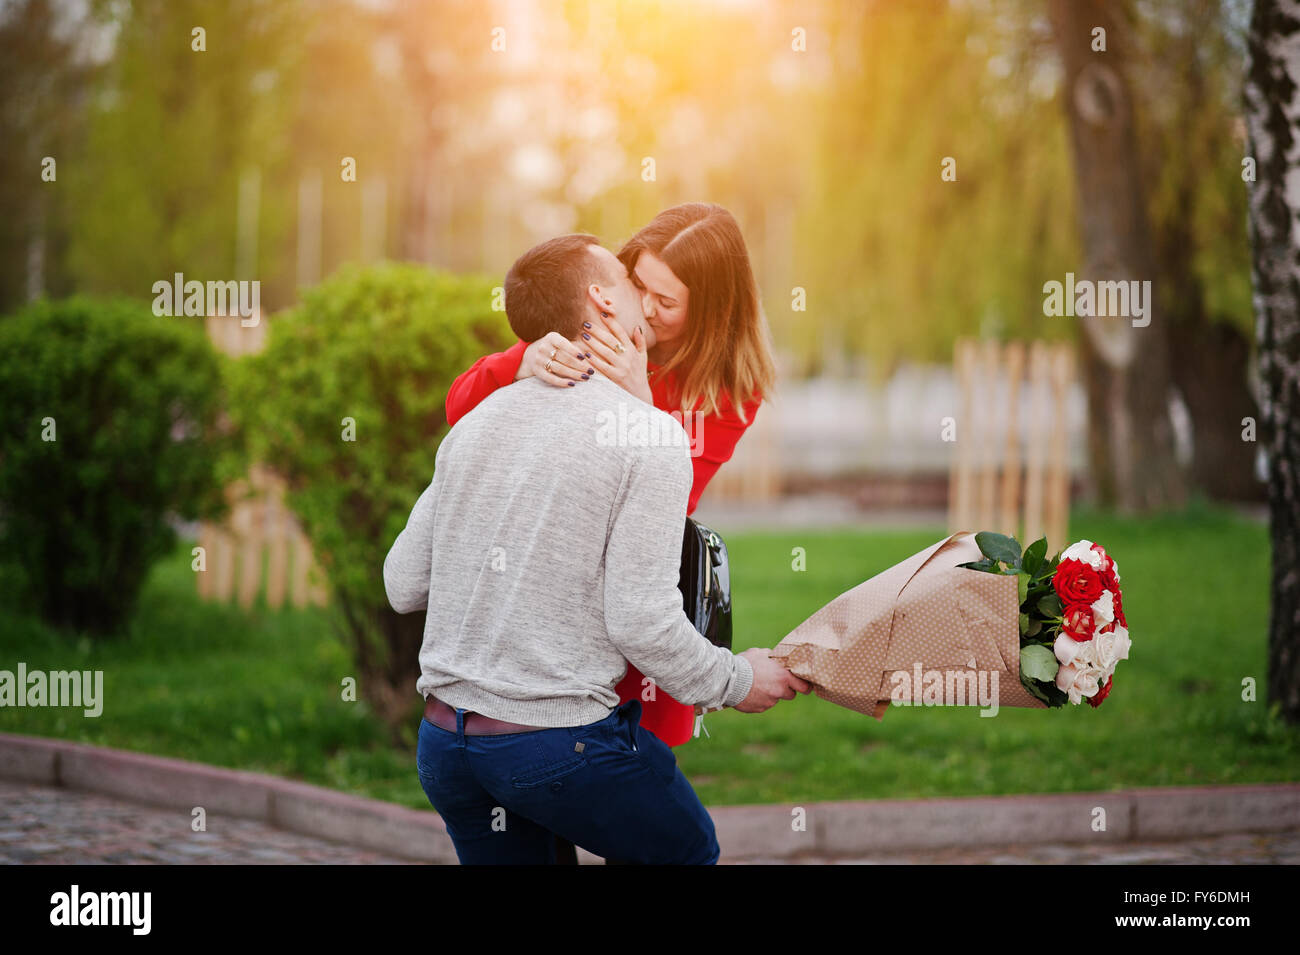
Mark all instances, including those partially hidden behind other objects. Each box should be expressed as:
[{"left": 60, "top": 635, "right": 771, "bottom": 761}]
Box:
[{"left": 770, "top": 532, "right": 1047, "bottom": 719}]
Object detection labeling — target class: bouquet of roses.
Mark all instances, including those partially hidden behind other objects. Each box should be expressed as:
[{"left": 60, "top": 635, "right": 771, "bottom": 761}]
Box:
[
  {"left": 769, "top": 530, "right": 1130, "bottom": 719},
  {"left": 957, "top": 532, "right": 1130, "bottom": 707}
]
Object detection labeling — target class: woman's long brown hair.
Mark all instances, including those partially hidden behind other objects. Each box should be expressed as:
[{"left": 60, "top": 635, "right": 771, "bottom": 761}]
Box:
[{"left": 617, "top": 203, "right": 776, "bottom": 423}]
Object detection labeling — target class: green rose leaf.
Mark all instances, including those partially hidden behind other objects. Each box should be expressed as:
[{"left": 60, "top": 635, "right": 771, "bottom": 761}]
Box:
[
  {"left": 976, "top": 531, "right": 1023, "bottom": 567},
  {"left": 1020, "top": 644, "right": 1059, "bottom": 682},
  {"left": 1017, "top": 572, "right": 1030, "bottom": 605},
  {"left": 1037, "top": 593, "right": 1063, "bottom": 617},
  {"left": 1023, "top": 679, "right": 1052, "bottom": 703},
  {"left": 1022, "top": 537, "right": 1048, "bottom": 576}
]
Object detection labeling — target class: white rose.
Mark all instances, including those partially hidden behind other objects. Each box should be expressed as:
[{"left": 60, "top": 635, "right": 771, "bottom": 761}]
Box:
[
  {"left": 1055, "top": 662, "right": 1101, "bottom": 704},
  {"left": 1094, "top": 624, "right": 1131, "bottom": 679},
  {"left": 1060, "top": 539, "right": 1103, "bottom": 570},
  {"left": 1054, "top": 632, "right": 1096, "bottom": 668},
  {"left": 1091, "top": 589, "right": 1115, "bottom": 626}
]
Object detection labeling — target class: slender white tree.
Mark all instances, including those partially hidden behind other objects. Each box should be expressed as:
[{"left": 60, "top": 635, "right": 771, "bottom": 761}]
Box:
[{"left": 1244, "top": 0, "right": 1300, "bottom": 724}]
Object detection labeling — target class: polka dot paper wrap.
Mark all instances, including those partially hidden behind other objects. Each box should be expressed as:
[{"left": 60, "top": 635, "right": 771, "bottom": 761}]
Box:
[{"left": 771, "top": 532, "right": 1048, "bottom": 719}]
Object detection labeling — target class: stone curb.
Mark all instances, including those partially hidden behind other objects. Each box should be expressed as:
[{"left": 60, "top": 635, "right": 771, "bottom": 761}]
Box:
[
  {"left": 711, "top": 784, "right": 1300, "bottom": 858},
  {"left": 0, "top": 733, "right": 458, "bottom": 863},
  {"left": 3, "top": 733, "right": 1296, "bottom": 863}
]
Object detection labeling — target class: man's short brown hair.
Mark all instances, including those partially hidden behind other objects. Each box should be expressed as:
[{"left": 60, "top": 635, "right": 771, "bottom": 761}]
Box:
[{"left": 504, "top": 233, "right": 607, "bottom": 342}]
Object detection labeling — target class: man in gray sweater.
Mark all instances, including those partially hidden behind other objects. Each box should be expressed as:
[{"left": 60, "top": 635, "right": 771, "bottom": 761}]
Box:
[{"left": 384, "top": 233, "right": 809, "bottom": 864}]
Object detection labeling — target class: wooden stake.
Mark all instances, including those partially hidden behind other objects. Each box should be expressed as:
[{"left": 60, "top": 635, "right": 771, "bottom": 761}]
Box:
[{"left": 998, "top": 341, "right": 1026, "bottom": 538}]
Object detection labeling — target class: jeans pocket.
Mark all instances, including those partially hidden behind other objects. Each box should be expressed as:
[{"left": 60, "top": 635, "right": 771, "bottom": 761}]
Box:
[
  {"left": 619, "top": 700, "right": 642, "bottom": 753},
  {"left": 509, "top": 750, "right": 588, "bottom": 790},
  {"left": 632, "top": 727, "right": 679, "bottom": 787},
  {"left": 416, "top": 719, "right": 442, "bottom": 784}
]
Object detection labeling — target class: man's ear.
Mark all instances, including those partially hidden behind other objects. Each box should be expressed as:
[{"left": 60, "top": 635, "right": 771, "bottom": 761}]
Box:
[{"left": 585, "top": 284, "right": 606, "bottom": 314}]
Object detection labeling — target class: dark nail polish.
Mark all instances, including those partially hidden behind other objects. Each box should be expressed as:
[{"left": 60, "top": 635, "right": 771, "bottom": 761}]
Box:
[
  {"left": 601, "top": 312, "right": 609, "bottom": 318},
  {"left": 581, "top": 373, "right": 589, "bottom": 379},
  {"left": 587, "top": 367, "right": 594, "bottom": 374},
  {"left": 568, "top": 381, "right": 575, "bottom": 387},
  {"left": 582, "top": 332, "right": 590, "bottom": 340},
  {"left": 583, "top": 322, "right": 592, "bottom": 329}
]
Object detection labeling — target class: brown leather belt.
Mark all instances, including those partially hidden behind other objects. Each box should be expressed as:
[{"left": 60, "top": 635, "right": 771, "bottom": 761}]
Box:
[{"left": 423, "top": 695, "right": 549, "bottom": 735}]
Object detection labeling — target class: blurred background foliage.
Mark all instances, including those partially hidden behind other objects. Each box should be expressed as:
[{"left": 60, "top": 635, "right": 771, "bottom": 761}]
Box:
[
  {"left": 0, "top": 297, "right": 234, "bottom": 633},
  {"left": 0, "top": 0, "right": 1255, "bottom": 378}
]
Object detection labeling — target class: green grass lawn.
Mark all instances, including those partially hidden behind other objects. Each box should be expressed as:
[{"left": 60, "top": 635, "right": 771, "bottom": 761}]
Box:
[{"left": 1, "top": 499, "right": 1295, "bottom": 811}]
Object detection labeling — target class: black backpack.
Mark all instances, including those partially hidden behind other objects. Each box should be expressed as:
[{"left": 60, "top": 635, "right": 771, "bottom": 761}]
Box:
[{"left": 678, "top": 517, "right": 733, "bottom": 650}]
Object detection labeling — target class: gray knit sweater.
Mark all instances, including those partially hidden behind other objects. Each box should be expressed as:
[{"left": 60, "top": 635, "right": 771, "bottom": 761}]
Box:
[{"left": 383, "top": 371, "right": 754, "bottom": 727}]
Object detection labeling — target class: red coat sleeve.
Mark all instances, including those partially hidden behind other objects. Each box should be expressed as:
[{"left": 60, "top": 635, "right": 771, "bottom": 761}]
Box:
[
  {"left": 445, "top": 340, "right": 529, "bottom": 427},
  {"left": 684, "top": 391, "right": 762, "bottom": 516}
]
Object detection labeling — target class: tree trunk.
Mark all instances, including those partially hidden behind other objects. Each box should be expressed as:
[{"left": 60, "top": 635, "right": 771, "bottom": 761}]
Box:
[
  {"left": 1150, "top": 14, "right": 1263, "bottom": 504},
  {"left": 1169, "top": 320, "right": 1264, "bottom": 502},
  {"left": 1244, "top": 0, "right": 1300, "bottom": 725},
  {"left": 1050, "top": 0, "right": 1186, "bottom": 512},
  {"left": 335, "top": 590, "right": 427, "bottom": 744}
]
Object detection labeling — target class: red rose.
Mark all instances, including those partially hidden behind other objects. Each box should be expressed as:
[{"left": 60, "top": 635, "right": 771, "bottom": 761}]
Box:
[
  {"left": 1053, "top": 558, "right": 1104, "bottom": 606},
  {"left": 1113, "top": 589, "right": 1126, "bottom": 628},
  {"left": 1061, "top": 603, "right": 1096, "bottom": 641},
  {"left": 1087, "top": 675, "right": 1113, "bottom": 708},
  {"left": 1089, "top": 544, "right": 1119, "bottom": 588}
]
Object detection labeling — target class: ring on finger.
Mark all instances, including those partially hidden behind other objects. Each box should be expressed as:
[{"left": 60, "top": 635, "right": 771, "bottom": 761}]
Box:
[
  {"left": 544, "top": 359, "right": 554, "bottom": 373},
  {"left": 549, "top": 346, "right": 558, "bottom": 361},
  {"left": 614, "top": 342, "right": 625, "bottom": 354}
]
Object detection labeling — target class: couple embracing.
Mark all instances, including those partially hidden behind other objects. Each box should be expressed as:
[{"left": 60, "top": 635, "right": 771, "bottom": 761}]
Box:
[{"left": 383, "top": 202, "right": 810, "bottom": 865}]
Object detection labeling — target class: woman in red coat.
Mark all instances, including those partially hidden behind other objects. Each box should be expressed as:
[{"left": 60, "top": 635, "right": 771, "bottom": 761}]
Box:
[{"left": 445, "top": 202, "right": 777, "bottom": 751}]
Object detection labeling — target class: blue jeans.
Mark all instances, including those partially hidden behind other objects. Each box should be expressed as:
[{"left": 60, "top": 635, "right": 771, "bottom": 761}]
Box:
[{"left": 416, "top": 698, "right": 720, "bottom": 864}]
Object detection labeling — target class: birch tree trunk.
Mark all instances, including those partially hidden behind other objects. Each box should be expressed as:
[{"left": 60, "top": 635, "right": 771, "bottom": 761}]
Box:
[
  {"left": 1049, "top": 0, "right": 1186, "bottom": 512},
  {"left": 1244, "top": 0, "right": 1300, "bottom": 724}
]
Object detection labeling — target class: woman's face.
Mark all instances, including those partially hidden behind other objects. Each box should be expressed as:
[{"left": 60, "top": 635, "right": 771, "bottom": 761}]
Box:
[{"left": 631, "top": 251, "right": 690, "bottom": 355}]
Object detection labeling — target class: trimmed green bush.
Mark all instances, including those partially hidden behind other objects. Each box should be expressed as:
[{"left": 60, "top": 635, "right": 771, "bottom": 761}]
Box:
[
  {"left": 231, "top": 263, "right": 513, "bottom": 730},
  {"left": 0, "top": 297, "right": 233, "bottom": 633}
]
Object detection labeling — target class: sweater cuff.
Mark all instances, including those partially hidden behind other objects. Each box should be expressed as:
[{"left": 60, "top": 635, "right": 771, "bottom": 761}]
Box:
[{"left": 723, "top": 653, "right": 754, "bottom": 709}]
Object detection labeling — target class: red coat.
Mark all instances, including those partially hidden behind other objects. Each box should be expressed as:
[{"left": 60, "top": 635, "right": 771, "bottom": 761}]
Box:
[{"left": 444, "top": 339, "right": 760, "bottom": 746}]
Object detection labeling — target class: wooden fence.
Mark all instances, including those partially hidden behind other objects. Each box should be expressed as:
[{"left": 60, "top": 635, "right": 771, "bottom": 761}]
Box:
[
  {"left": 196, "top": 314, "right": 329, "bottom": 608},
  {"left": 203, "top": 312, "right": 266, "bottom": 357},
  {"left": 195, "top": 464, "right": 329, "bottom": 609},
  {"left": 948, "top": 338, "right": 1075, "bottom": 552}
]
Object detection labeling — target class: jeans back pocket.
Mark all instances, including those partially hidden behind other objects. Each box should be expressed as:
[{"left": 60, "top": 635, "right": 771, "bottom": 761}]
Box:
[{"left": 510, "top": 751, "right": 588, "bottom": 790}]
